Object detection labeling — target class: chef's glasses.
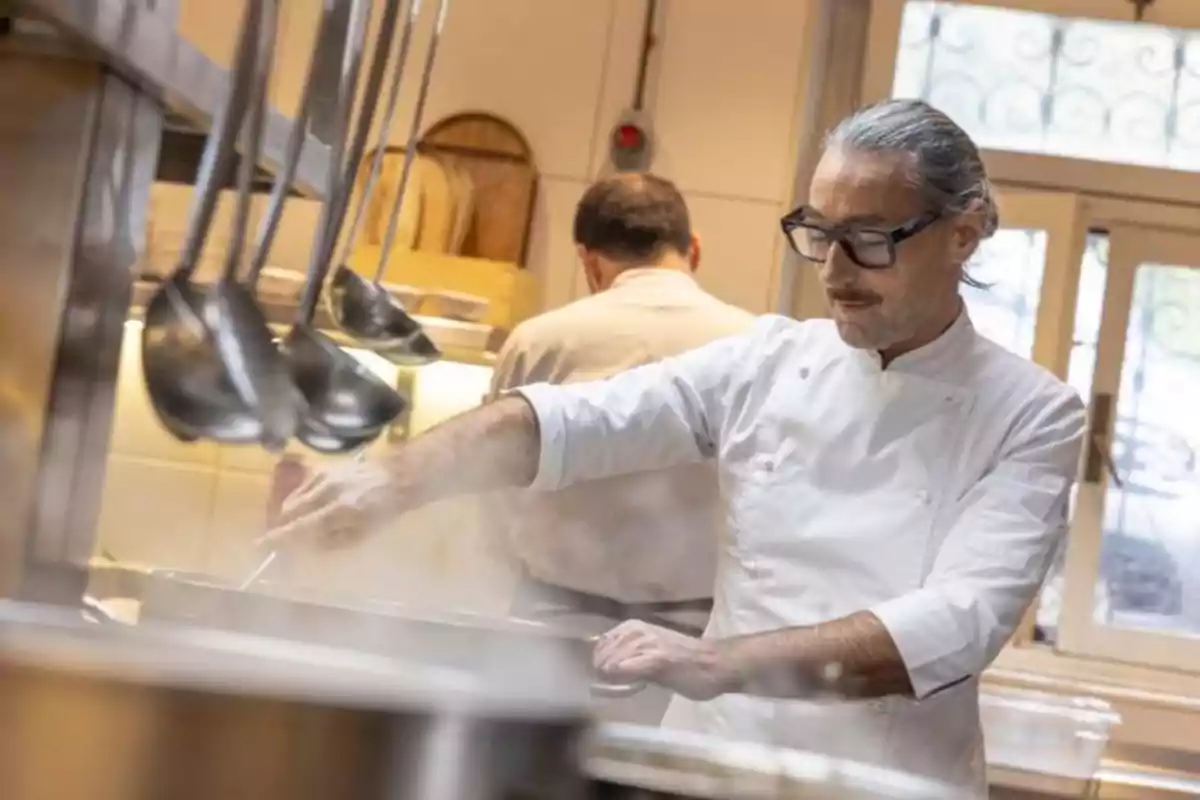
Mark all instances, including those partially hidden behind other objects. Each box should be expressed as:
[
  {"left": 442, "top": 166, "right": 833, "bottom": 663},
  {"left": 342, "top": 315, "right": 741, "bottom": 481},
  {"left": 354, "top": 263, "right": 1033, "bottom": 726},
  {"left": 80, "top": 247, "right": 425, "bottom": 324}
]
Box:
[{"left": 780, "top": 206, "right": 941, "bottom": 269}]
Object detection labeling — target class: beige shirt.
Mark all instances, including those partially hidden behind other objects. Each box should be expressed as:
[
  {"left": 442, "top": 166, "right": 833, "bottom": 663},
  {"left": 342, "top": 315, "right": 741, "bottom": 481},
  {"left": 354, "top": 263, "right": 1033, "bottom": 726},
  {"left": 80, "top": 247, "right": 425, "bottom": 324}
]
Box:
[{"left": 487, "top": 268, "right": 756, "bottom": 604}]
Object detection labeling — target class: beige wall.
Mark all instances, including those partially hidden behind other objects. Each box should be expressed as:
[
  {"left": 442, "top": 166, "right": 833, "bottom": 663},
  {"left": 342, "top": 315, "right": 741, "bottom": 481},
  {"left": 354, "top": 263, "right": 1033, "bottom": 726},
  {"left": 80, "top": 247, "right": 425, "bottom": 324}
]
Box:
[{"left": 178, "top": 0, "right": 819, "bottom": 315}]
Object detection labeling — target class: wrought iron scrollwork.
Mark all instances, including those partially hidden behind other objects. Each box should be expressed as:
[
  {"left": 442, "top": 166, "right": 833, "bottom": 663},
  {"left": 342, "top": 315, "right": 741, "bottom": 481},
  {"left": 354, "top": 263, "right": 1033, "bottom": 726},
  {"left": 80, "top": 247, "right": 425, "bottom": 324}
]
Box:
[{"left": 893, "top": 1, "right": 1200, "bottom": 167}]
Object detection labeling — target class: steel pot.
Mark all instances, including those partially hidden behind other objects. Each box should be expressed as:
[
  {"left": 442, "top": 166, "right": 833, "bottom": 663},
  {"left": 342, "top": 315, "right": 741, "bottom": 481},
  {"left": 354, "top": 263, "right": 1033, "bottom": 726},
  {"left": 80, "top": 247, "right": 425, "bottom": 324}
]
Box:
[{"left": 0, "top": 601, "right": 591, "bottom": 800}]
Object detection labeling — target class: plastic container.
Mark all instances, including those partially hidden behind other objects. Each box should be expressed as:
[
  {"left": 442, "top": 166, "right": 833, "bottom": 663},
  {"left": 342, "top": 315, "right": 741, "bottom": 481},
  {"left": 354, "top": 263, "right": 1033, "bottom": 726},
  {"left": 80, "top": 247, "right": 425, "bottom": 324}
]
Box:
[{"left": 980, "top": 686, "right": 1121, "bottom": 779}]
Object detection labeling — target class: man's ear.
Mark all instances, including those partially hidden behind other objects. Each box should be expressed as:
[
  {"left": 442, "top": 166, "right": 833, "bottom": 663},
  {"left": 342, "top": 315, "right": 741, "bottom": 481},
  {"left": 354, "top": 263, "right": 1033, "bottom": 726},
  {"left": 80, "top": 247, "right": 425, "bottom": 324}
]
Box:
[
  {"left": 950, "top": 202, "right": 987, "bottom": 265},
  {"left": 687, "top": 233, "right": 702, "bottom": 273},
  {"left": 578, "top": 244, "right": 602, "bottom": 294}
]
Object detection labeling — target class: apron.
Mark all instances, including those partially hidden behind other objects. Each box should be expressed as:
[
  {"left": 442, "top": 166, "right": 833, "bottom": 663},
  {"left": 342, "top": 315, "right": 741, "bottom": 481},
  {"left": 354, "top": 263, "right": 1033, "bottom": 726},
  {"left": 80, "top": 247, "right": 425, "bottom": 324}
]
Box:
[{"left": 661, "top": 357, "right": 988, "bottom": 797}]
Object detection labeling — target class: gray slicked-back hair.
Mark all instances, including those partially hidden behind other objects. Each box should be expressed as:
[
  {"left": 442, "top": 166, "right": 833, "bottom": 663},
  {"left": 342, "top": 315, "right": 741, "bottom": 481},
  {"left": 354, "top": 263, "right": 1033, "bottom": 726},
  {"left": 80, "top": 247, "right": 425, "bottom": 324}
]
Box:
[{"left": 824, "top": 99, "right": 998, "bottom": 287}]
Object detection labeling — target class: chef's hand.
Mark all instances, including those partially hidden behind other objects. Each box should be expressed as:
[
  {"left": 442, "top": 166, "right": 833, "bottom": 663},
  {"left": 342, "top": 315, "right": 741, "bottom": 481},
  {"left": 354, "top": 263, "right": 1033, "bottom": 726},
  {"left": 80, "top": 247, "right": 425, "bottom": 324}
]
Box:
[
  {"left": 593, "top": 620, "right": 734, "bottom": 702},
  {"left": 260, "top": 459, "right": 400, "bottom": 550}
]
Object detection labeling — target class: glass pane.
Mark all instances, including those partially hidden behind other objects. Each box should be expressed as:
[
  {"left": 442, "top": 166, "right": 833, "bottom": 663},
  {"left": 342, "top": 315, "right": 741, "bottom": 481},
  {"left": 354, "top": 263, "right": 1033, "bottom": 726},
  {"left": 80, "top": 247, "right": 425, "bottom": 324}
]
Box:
[
  {"left": 1091, "top": 264, "right": 1200, "bottom": 638},
  {"left": 893, "top": 1, "right": 1200, "bottom": 171},
  {"left": 1034, "top": 233, "right": 1108, "bottom": 644},
  {"left": 962, "top": 228, "right": 1046, "bottom": 358}
]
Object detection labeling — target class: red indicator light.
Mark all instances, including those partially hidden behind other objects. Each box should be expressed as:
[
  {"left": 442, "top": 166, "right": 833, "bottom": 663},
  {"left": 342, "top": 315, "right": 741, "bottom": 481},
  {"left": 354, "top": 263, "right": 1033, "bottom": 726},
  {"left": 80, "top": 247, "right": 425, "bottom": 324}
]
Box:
[{"left": 615, "top": 123, "right": 644, "bottom": 150}]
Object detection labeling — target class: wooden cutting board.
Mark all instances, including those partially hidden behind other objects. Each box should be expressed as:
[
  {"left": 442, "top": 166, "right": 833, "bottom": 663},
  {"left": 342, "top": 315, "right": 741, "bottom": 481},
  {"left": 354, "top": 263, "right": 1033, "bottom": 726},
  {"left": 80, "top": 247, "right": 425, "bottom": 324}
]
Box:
[
  {"left": 363, "top": 151, "right": 423, "bottom": 252},
  {"left": 413, "top": 154, "right": 455, "bottom": 254},
  {"left": 439, "top": 154, "right": 476, "bottom": 256},
  {"left": 419, "top": 112, "right": 537, "bottom": 265}
]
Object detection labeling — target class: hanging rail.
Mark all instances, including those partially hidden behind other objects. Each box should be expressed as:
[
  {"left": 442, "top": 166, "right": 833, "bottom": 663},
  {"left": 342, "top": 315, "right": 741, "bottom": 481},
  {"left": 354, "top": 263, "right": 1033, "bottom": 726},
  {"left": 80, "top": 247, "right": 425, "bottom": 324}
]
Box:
[{"left": 12, "top": 0, "right": 335, "bottom": 197}]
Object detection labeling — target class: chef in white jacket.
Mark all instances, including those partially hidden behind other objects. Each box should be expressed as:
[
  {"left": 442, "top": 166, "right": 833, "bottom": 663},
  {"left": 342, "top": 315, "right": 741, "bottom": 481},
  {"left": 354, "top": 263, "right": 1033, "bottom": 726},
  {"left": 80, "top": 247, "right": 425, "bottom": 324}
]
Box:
[{"left": 269, "top": 99, "right": 1086, "bottom": 796}]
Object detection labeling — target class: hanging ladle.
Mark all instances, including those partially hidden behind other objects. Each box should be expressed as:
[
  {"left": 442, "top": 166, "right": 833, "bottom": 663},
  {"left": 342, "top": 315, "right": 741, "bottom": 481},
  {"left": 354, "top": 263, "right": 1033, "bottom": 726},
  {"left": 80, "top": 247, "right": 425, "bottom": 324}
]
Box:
[
  {"left": 140, "top": 0, "right": 268, "bottom": 445},
  {"left": 279, "top": 0, "right": 407, "bottom": 454},
  {"left": 325, "top": 0, "right": 439, "bottom": 366},
  {"left": 202, "top": 0, "right": 305, "bottom": 452},
  {"left": 326, "top": 0, "right": 451, "bottom": 364}
]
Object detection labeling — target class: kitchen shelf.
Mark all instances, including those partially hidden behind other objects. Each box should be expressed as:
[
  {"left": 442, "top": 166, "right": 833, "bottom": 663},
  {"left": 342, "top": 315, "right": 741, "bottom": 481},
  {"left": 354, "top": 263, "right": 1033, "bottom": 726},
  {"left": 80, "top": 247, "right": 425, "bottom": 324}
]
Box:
[
  {"left": 127, "top": 280, "right": 505, "bottom": 364},
  {"left": 14, "top": 0, "right": 332, "bottom": 197}
]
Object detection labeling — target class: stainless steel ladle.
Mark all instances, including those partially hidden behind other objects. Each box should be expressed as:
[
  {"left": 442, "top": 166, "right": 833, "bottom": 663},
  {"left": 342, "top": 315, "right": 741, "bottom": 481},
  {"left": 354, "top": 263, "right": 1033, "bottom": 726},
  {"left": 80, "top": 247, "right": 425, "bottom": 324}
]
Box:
[
  {"left": 325, "top": 0, "right": 450, "bottom": 364},
  {"left": 279, "top": 0, "right": 407, "bottom": 454},
  {"left": 140, "top": 0, "right": 267, "bottom": 444},
  {"left": 202, "top": 0, "right": 304, "bottom": 452}
]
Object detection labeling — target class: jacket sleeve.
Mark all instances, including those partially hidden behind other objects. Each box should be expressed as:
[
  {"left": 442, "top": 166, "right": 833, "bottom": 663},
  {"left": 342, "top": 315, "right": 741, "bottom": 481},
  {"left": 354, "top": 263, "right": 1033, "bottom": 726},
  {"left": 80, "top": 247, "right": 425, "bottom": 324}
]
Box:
[
  {"left": 511, "top": 317, "right": 772, "bottom": 492},
  {"left": 868, "top": 385, "right": 1087, "bottom": 699}
]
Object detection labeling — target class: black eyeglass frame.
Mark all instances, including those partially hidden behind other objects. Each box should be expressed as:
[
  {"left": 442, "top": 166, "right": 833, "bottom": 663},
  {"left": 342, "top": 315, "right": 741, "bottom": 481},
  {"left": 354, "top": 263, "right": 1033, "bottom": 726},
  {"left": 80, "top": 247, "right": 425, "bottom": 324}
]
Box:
[{"left": 779, "top": 206, "right": 942, "bottom": 269}]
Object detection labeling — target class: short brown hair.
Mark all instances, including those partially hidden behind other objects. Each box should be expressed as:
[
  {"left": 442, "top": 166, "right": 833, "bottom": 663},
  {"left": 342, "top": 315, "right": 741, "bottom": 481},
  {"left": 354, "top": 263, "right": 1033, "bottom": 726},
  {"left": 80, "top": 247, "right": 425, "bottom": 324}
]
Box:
[{"left": 572, "top": 172, "right": 692, "bottom": 262}]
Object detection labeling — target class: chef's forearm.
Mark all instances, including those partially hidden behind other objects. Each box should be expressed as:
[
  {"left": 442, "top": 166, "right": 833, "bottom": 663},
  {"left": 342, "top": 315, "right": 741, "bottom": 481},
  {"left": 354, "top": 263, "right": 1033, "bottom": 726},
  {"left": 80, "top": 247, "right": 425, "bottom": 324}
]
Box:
[
  {"left": 717, "top": 611, "right": 914, "bottom": 700},
  {"left": 381, "top": 396, "right": 541, "bottom": 506}
]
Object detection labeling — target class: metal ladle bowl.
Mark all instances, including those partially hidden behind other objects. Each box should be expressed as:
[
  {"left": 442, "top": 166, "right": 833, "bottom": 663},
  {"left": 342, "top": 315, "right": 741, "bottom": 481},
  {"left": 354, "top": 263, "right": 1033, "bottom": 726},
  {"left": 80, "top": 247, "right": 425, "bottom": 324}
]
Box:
[
  {"left": 327, "top": 268, "right": 440, "bottom": 365},
  {"left": 283, "top": 325, "right": 404, "bottom": 452}
]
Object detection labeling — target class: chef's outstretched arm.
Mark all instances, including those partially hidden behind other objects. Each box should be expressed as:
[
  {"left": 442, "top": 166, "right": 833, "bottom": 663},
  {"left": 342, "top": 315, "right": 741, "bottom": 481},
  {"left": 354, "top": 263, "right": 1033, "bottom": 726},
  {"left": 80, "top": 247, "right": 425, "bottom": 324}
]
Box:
[
  {"left": 716, "top": 388, "right": 1086, "bottom": 701},
  {"left": 267, "top": 320, "right": 765, "bottom": 548}
]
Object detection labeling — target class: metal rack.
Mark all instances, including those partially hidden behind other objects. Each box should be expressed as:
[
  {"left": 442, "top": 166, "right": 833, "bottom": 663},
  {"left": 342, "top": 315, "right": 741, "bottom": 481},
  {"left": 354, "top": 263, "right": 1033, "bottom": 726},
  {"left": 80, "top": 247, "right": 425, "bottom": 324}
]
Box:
[
  {"left": 0, "top": 0, "right": 338, "bottom": 604},
  {"left": 13, "top": 0, "right": 334, "bottom": 196}
]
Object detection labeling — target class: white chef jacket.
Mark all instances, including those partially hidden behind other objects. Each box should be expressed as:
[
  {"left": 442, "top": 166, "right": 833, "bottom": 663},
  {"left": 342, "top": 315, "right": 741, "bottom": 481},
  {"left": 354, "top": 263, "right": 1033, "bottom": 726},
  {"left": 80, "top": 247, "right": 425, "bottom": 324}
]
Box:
[{"left": 514, "top": 310, "right": 1086, "bottom": 795}]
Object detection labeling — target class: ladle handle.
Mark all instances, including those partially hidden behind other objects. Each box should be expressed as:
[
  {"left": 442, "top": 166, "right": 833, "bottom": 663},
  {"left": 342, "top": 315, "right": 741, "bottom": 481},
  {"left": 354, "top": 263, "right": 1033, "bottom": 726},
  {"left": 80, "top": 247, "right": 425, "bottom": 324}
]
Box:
[
  {"left": 239, "top": 551, "right": 279, "bottom": 590},
  {"left": 245, "top": 0, "right": 330, "bottom": 288},
  {"left": 316, "top": 0, "right": 406, "bottom": 274},
  {"left": 372, "top": 0, "right": 451, "bottom": 285},
  {"left": 219, "top": 0, "right": 276, "bottom": 284},
  {"left": 334, "top": 0, "right": 424, "bottom": 269},
  {"left": 297, "top": 0, "right": 373, "bottom": 323},
  {"left": 174, "top": 0, "right": 260, "bottom": 282}
]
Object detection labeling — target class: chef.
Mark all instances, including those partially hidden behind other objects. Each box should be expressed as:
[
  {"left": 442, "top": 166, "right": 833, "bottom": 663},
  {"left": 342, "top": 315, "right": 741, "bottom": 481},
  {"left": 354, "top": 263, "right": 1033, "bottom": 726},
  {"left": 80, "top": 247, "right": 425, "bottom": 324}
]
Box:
[
  {"left": 486, "top": 172, "right": 755, "bottom": 724},
  {"left": 267, "top": 99, "right": 1085, "bottom": 796}
]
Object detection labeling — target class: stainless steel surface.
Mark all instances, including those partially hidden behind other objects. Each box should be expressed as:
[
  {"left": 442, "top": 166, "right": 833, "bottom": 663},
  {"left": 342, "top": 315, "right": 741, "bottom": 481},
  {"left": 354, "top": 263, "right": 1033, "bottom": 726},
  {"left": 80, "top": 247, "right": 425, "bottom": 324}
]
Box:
[
  {"left": 327, "top": 0, "right": 449, "bottom": 362},
  {"left": 0, "top": 46, "right": 162, "bottom": 601},
  {"left": 203, "top": 0, "right": 304, "bottom": 450},
  {"left": 14, "top": 0, "right": 334, "bottom": 197},
  {"left": 585, "top": 723, "right": 960, "bottom": 799},
  {"left": 97, "top": 569, "right": 645, "bottom": 701},
  {"left": 283, "top": 0, "right": 406, "bottom": 453},
  {"left": 139, "top": 0, "right": 275, "bottom": 446},
  {"left": 0, "top": 601, "right": 591, "bottom": 800}
]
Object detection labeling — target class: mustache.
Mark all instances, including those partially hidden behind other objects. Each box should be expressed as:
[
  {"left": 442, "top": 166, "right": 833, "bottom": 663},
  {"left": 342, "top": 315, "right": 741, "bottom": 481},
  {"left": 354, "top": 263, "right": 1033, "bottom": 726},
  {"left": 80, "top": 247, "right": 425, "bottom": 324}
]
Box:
[{"left": 827, "top": 288, "right": 881, "bottom": 303}]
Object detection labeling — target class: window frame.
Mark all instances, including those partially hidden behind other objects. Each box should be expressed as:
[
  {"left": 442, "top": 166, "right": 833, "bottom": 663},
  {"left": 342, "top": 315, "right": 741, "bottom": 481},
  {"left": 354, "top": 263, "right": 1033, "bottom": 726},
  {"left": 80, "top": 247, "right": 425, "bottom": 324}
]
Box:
[
  {"left": 1056, "top": 225, "right": 1200, "bottom": 671},
  {"left": 861, "top": 0, "right": 1200, "bottom": 208}
]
